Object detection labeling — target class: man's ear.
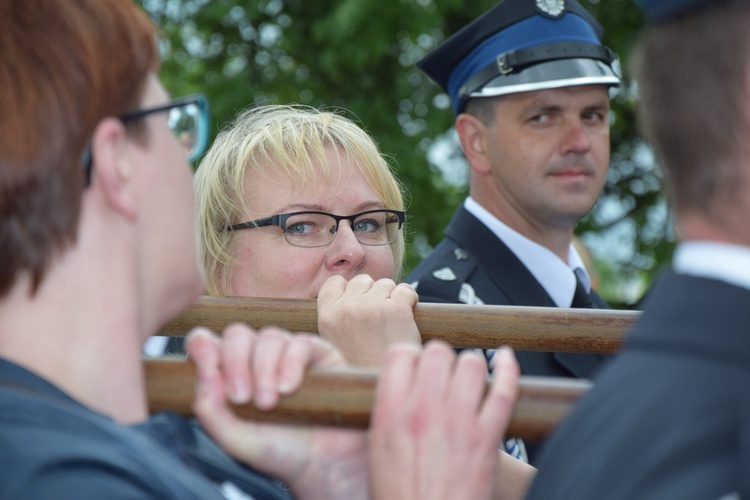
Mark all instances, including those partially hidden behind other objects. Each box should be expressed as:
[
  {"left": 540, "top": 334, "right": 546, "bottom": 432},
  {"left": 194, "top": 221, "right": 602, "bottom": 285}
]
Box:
[
  {"left": 89, "top": 118, "right": 137, "bottom": 221},
  {"left": 456, "top": 113, "right": 492, "bottom": 175}
]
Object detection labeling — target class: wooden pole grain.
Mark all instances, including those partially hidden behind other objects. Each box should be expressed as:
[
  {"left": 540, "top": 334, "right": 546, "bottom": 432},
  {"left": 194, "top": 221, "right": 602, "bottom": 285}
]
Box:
[
  {"left": 159, "top": 296, "right": 638, "bottom": 353},
  {"left": 145, "top": 358, "right": 592, "bottom": 442}
]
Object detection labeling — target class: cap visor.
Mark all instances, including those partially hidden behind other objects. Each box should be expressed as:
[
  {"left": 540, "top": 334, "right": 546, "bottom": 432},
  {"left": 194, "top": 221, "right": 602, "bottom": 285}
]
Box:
[{"left": 469, "top": 58, "right": 622, "bottom": 98}]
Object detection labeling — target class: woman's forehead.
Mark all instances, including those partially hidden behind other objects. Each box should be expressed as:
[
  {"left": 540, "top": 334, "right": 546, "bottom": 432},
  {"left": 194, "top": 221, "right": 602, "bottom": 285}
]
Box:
[
  {"left": 244, "top": 147, "right": 362, "bottom": 190},
  {"left": 242, "top": 157, "right": 382, "bottom": 213}
]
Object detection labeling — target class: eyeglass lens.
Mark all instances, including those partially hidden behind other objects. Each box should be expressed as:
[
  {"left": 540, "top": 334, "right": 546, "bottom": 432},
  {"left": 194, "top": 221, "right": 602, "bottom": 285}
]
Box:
[
  {"left": 283, "top": 211, "right": 401, "bottom": 247},
  {"left": 168, "top": 103, "right": 201, "bottom": 161}
]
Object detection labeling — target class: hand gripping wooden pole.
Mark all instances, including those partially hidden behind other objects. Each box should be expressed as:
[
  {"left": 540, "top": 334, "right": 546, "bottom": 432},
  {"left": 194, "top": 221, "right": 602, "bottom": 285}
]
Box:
[
  {"left": 159, "top": 296, "right": 638, "bottom": 353},
  {"left": 145, "top": 358, "right": 592, "bottom": 442}
]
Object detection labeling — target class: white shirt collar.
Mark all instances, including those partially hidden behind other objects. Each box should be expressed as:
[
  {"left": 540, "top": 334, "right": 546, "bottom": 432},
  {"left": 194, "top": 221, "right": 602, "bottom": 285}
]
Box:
[
  {"left": 464, "top": 197, "right": 589, "bottom": 307},
  {"left": 673, "top": 241, "right": 750, "bottom": 292}
]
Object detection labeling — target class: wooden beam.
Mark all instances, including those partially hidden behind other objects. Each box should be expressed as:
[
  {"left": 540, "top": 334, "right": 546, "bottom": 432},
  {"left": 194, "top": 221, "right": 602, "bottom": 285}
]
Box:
[
  {"left": 159, "top": 296, "right": 638, "bottom": 353},
  {"left": 145, "top": 358, "right": 591, "bottom": 442}
]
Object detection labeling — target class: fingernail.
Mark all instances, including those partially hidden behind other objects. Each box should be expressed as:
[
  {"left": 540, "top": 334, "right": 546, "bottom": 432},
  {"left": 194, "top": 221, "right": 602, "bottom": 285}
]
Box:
[
  {"left": 277, "top": 380, "right": 292, "bottom": 394},
  {"left": 255, "top": 386, "right": 274, "bottom": 409}
]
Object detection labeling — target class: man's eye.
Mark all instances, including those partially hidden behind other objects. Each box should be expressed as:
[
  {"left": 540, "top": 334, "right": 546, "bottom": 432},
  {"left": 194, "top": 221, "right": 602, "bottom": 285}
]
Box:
[{"left": 583, "top": 112, "right": 605, "bottom": 123}]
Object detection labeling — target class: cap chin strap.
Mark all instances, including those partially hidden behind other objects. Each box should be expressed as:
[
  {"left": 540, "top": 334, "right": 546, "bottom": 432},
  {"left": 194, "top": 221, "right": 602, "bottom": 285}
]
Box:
[{"left": 458, "top": 41, "right": 616, "bottom": 100}]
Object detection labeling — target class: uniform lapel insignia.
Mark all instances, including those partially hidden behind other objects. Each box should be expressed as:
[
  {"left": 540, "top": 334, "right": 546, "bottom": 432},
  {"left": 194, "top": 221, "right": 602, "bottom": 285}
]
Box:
[
  {"left": 454, "top": 248, "right": 469, "bottom": 260},
  {"left": 432, "top": 267, "right": 457, "bottom": 281}
]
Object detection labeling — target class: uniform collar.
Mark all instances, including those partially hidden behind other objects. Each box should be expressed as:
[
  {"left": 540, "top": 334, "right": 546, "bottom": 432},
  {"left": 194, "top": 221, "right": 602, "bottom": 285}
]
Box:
[{"left": 464, "top": 197, "right": 589, "bottom": 307}]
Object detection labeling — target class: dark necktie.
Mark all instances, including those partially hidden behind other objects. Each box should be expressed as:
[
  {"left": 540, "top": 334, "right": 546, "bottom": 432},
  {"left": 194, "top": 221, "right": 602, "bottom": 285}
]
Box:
[{"left": 571, "top": 271, "right": 593, "bottom": 309}]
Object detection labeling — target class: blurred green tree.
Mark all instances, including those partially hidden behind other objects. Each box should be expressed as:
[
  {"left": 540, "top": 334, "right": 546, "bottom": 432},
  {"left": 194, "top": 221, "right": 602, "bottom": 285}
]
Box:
[{"left": 138, "top": 0, "right": 673, "bottom": 307}]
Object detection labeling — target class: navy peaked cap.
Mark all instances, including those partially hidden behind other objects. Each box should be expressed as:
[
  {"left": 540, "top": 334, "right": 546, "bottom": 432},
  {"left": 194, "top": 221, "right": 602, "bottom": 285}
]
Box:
[
  {"left": 637, "top": 0, "right": 723, "bottom": 24},
  {"left": 418, "top": 0, "right": 621, "bottom": 115}
]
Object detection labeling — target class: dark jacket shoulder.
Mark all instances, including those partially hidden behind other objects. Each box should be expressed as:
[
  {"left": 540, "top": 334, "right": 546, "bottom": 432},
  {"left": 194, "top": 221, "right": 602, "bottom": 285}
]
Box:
[{"left": 0, "top": 360, "right": 288, "bottom": 499}]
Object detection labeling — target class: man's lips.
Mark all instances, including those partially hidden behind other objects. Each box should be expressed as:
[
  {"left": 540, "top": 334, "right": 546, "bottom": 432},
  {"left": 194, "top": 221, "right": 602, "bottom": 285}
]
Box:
[{"left": 549, "top": 168, "right": 591, "bottom": 177}]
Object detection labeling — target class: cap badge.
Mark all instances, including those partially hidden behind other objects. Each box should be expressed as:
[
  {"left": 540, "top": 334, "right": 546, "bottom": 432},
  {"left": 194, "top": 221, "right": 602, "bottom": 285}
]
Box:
[
  {"left": 432, "top": 267, "right": 457, "bottom": 282},
  {"left": 535, "top": 0, "right": 566, "bottom": 17}
]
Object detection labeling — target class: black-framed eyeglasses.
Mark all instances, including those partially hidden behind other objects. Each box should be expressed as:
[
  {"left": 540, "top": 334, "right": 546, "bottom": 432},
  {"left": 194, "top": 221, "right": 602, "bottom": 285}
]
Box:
[
  {"left": 81, "top": 93, "right": 210, "bottom": 185},
  {"left": 226, "top": 209, "right": 406, "bottom": 248}
]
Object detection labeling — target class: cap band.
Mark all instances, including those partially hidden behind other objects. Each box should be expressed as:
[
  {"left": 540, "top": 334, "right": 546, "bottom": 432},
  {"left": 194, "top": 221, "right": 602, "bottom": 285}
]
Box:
[
  {"left": 468, "top": 58, "right": 621, "bottom": 99},
  {"left": 458, "top": 41, "right": 615, "bottom": 99}
]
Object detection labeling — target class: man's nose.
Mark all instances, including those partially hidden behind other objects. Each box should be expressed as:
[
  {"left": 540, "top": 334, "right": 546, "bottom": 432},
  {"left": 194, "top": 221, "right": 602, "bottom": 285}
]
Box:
[{"left": 561, "top": 120, "right": 592, "bottom": 153}]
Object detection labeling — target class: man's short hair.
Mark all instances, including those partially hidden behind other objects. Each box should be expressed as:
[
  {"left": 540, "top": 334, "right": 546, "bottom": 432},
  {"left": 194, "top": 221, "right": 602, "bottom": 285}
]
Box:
[{"left": 632, "top": 0, "right": 750, "bottom": 218}]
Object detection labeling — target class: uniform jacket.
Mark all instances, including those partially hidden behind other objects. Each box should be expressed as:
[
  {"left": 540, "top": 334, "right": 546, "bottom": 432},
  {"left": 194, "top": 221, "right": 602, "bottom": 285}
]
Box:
[
  {"left": 527, "top": 272, "right": 750, "bottom": 499},
  {"left": 0, "top": 358, "right": 290, "bottom": 500},
  {"left": 407, "top": 204, "right": 611, "bottom": 379}
]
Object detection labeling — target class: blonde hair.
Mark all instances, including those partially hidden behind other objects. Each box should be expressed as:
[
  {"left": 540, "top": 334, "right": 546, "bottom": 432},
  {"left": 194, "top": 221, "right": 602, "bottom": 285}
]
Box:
[{"left": 194, "top": 104, "right": 406, "bottom": 295}]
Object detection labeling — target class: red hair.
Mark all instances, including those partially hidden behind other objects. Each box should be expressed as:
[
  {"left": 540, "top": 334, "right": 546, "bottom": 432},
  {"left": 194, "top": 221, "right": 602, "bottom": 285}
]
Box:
[{"left": 0, "top": 0, "right": 159, "bottom": 296}]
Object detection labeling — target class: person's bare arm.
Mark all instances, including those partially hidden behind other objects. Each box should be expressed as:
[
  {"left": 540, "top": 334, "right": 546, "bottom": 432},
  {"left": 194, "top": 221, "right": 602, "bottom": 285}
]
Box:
[{"left": 494, "top": 450, "right": 537, "bottom": 500}]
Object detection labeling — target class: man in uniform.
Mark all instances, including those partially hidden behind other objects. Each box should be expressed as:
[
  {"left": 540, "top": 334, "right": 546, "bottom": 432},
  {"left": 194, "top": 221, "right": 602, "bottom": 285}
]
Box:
[{"left": 408, "top": 0, "right": 620, "bottom": 386}]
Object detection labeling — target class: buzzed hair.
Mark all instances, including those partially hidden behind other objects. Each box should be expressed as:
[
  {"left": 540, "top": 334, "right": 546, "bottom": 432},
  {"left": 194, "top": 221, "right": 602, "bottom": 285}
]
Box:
[{"left": 632, "top": 0, "right": 750, "bottom": 220}]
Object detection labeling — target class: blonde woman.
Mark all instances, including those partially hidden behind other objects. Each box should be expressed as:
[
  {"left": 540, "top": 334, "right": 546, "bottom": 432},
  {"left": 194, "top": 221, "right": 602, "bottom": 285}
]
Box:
[{"left": 194, "top": 104, "right": 419, "bottom": 367}]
